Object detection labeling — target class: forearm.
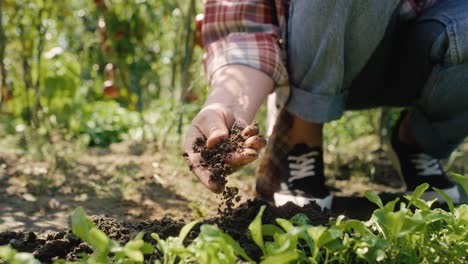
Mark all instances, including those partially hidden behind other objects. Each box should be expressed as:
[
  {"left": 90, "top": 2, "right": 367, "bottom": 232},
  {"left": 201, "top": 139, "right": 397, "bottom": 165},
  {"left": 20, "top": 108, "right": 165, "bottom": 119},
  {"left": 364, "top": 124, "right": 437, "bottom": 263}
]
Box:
[{"left": 204, "top": 65, "right": 274, "bottom": 124}]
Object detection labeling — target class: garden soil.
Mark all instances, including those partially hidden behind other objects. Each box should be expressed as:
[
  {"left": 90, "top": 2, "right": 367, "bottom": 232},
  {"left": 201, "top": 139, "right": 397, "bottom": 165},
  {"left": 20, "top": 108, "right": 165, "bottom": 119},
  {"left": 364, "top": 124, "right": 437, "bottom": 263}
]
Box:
[
  {"left": 1, "top": 134, "right": 465, "bottom": 262},
  {"left": 0, "top": 200, "right": 328, "bottom": 263}
]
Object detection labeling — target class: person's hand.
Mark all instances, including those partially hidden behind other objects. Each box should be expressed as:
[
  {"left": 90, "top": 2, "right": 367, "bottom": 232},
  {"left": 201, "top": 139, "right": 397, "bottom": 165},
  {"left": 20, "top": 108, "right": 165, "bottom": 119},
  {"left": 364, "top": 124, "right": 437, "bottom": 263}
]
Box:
[{"left": 183, "top": 103, "right": 267, "bottom": 193}]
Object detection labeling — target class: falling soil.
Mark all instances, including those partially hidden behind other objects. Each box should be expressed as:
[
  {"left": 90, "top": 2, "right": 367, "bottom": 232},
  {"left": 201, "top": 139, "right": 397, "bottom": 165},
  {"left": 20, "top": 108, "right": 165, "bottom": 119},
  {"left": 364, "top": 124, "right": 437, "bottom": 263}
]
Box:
[
  {"left": 192, "top": 123, "right": 256, "bottom": 214},
  {"left": 0, "top": 200, "right": 329, "bottom": 263},
  {"left": 192, "top": 123, "right": 245, "bottom": 187}
]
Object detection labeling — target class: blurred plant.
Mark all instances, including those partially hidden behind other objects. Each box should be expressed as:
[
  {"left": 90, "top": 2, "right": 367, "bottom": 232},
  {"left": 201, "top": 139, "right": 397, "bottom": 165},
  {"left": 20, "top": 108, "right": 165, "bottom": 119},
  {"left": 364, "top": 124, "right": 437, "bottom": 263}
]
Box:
[{"left": 1, "top": 0, "right": 205, "bottom": 148}]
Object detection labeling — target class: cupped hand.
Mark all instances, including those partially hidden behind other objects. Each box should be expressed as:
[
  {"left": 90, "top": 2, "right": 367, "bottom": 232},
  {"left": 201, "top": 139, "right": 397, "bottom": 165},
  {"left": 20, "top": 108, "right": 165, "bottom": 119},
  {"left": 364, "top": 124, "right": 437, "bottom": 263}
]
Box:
[{"left": 183, "top": 103, "right": 267, "bottom": 193}]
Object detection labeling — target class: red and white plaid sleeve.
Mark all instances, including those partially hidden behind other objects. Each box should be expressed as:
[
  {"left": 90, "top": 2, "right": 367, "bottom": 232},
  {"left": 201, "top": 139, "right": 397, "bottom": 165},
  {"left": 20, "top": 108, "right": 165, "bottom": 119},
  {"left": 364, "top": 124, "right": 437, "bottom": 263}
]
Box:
[{"left": 203, "top": 0, "right": 288, "bottom": 85}]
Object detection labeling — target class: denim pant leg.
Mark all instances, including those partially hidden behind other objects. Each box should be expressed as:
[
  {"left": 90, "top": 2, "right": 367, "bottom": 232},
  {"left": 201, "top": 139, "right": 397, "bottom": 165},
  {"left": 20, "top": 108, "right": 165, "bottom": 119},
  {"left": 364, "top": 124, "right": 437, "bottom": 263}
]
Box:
[
  {"left": 286, "top": 0, "right": 400, "bottom": 123},
  {"left": 409, "top": 0, "right": 468, "bottom": 159}
]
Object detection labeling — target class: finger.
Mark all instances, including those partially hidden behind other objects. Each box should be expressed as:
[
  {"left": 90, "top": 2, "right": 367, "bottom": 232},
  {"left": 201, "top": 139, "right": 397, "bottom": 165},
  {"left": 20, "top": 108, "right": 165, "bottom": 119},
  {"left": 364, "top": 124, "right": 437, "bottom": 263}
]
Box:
[
  {"left": 193, "top": 106, "right": 234, "bottom": 149},
  {"left": 241, "top": 124, "right": 259, "bottom": 139},
  {"left": 182, "top": 150, "right": 224, "bottom": 193},
  {"left": 182, "top": 126, "right": 203, "bottom": 153},
  {"left": 244, "top": 135, "right": 267, "bottom": 150},
  {"left": 191, "top": 164, "right": 224, "bottom": 193},
  {"left": 227, "top": 148, "right": 258, "bottom": 168},
  {"left": 207, "top": 128, "right": 228, "bottom": 149},
  {"left": 232, "top": 119, "right": 248, "bottom": 130}
]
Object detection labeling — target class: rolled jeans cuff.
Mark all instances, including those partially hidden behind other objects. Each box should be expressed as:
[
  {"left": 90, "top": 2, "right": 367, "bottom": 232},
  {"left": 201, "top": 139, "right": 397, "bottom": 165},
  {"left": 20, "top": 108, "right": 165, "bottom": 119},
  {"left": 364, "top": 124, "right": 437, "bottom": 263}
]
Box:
[
  {"left": 286, "top": 85, "right": 346, "bottom": 123},
  {"left": 409, "top": 107, "right": 458, "bottom": 159}
]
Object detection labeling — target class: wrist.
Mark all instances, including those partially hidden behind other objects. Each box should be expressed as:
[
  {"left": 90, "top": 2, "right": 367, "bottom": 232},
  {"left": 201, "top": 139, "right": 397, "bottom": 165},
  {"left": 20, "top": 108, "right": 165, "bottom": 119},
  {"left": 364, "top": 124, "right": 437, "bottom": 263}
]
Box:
[{"left": 206, "top": 65, "right": 274, "bottom": 123}]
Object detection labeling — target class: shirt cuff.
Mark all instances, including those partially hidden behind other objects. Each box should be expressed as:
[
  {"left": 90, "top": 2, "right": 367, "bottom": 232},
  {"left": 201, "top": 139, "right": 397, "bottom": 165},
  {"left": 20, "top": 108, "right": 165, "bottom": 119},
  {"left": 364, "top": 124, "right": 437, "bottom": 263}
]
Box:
[{"left": 204, "top": 32, "right": 288, "bottom": 86}]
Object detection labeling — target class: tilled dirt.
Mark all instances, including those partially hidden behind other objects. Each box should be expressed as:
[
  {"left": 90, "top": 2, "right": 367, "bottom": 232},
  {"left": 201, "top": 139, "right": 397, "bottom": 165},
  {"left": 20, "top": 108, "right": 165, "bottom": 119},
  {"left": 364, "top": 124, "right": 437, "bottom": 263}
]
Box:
[{"left": 0, "top": 199, "right": 329, "bottom": 263}]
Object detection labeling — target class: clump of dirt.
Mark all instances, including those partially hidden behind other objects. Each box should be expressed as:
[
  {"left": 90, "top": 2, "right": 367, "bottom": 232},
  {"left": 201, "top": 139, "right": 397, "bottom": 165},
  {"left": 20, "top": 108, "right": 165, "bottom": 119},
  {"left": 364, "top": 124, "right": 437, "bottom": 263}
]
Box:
[
  {"left": 192, "top": 123, "right": 253, "bottom": 213},
  {"left": 192, "top": 123, "right": 245, "bottom": 187},
  {"left": 0, "top": 200, "right": 329, "bottom": 263},
  {"left": 217, "top": 186, "right": 241, "bottom": 215}
]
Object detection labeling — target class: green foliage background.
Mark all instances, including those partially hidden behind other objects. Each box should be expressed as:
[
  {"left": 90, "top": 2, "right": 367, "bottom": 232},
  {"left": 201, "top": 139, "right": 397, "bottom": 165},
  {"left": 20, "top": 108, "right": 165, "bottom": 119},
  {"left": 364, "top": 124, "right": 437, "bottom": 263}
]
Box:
[
  {"left": 0, "top": 0, "right": 204, "bottom": 148},
  {"left": 0, "top": 0, "right": 466, "bottom": 175}
]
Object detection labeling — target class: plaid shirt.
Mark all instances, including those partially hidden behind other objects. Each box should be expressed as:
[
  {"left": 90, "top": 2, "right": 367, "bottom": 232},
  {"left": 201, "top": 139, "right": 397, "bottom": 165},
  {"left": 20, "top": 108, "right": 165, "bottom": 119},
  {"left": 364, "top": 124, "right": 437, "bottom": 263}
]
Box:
[
  {"left": 202, "top": 0, "right": 441, "bottom": 198},
  {"left": 203, "top": 0, "right": 440, "bottom": 85}
]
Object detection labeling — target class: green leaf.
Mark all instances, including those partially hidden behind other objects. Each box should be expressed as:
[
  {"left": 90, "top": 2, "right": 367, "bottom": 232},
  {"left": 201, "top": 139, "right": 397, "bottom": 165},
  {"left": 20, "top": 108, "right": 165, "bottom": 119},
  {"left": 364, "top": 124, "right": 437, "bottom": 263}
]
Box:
[
  {"left": 123, "top": 233, "right": 153, "bottom": 263},
  {"left": 364, "top": 190, "right": 383, "bottom": 208},
  {"left": 318, "top": 228, "right": 342, "bottom": 248},
  {"left": 276, "top": 218, "right": 295, "bottom": 233},
  {"left": 0, "top": 245, "right": 41, "bottom": 264},
  {"left": 449, "top": 173, "right": 468, "bottom": 196},
  {"left": 290, "top": 213, "right": 311, "bottom": 226},
  {"left": 373, "top": 211, "right": 402, "bottom": 240},
  {"left": 88, "top": 228, "right": 110, "bottom": 254},
  {"left": 71, "top": 207, "right": 95, "bottom": 241},
  {"left": 407, "top": 183, "right": 430, "bottom": 203},
  {"left": 219, "top": 232, "right": 253, "bottom": 262},
  {"left": 124, "top": 247, "right": 144, "bottom": 262},
  {"left": 0, "top": 246, "right": 15, "bottom": 260},
  {"left": 267, "top": 233, "right": 292, "bottom": 255},
  {"left": 433, "top": 187, "right": 455, "bottom": 212},
  {"left": 403, "top": 195, "right": 431, "bottom": 211},
  {"left": 342, "top": 219, "right": 368, "bottom": 236},
  {"left": 178, "top": 220, "right": 199, "bottom": 242},
  {"left": 307, "top": 226, "right": 327, "bottom": 246},
  {"left": 383, "top": 197, "right": 400, "bottom": 212},
  {"left": 151, "top": 233, "right": 161, "bottom": 243},
  {"left": 262, "top": 224, "right": 285, "bottom": 237},
  {"left": 260, "top": 250, "right": 299, "bottom": 264},
  {"left": 141, "top": 243, "right": 154, "bottom": 255},
  {"left": 248, "top": 205, "right": 266, "bottom": 254}
]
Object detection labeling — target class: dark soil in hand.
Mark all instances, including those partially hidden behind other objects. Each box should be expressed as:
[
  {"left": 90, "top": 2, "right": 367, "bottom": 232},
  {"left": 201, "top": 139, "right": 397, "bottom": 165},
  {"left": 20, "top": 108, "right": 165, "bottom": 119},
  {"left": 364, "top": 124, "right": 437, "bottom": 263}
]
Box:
[
  {"left": 0, "top": 200, "right": 329, "bottom": 263},
  {"left": 192, "top": 123, "right": 254, "bottom": 214},
  {"left": 192, "top": 123, "right": 245, "bottom": 187}
]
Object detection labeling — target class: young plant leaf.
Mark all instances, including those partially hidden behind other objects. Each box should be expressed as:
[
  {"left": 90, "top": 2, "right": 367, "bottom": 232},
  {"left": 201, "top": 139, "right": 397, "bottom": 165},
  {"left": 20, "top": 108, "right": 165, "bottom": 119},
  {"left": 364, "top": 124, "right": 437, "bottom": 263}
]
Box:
[
  {"left": 433, "top": 187, "right": 455, "bottom": 213},
  {"left": 0, "top": 245, "right": 41, "bottom": 264},
  {"left": 71, "top": 207, "right": 95, "bottom": 241},
  {"left": 276, "top": 218, "right": 295, "bottom": 233},
  {"left": 449, "top": 173, "right": 468, "bottom": 196},
  {"left": 260, "top": 250, "right": 299, "bottom": 264},
  {"left": 383, "top": 198, "right": 400, "bottom": 212},
  {"left": 307, "top": 226, "right": 327, "bottom": 246},
  {"left": 405, "top": 183, "right": 429, "bottom": 208},
  {"left": 262, "top": 224, "right": 284, "bottom": 237},
  {"left": 290, "top": 213, "right": 311, "bottom": 226},
  {"left": 199, "top": 225, "right": 253, "bottom": 262},
  {"left": 364, "top": 190, "right": 383, "bottom": 208},
  {"left": 88, "top": 228, "right": 110, "bottom": 254},
  {"left": 248, "top": 205, "right": 266, "bottom": 254},
  {"left": 179, "top": 220, "right": 199, "bottom": 242}
]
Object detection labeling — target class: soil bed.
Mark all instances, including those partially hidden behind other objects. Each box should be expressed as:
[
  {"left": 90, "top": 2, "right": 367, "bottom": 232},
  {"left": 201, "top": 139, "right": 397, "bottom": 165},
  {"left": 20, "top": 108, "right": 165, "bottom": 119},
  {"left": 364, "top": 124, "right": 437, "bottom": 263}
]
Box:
[{"left": 0, "top": 199, "right": 329, "bottom": 263}]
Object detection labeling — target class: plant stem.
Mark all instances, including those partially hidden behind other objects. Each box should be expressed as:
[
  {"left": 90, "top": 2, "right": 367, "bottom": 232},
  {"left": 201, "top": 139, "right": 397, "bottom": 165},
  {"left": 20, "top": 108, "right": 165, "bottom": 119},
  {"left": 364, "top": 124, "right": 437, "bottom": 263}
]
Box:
[
  {"left": 0, "top": 0, "right": 7, "bottom": 105},
  {"left": 179, "top": 0, "right": 196, "bottom": 102}
]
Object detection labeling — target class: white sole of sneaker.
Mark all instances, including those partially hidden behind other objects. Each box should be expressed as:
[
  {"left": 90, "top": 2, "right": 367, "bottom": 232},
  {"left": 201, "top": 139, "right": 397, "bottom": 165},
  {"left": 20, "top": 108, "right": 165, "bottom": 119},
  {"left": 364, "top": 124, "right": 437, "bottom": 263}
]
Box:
[
  {"left": 273, "top": 192, "right": 333, "bottom": 210},
  {"left": 386, "top": 140, "right": 461, "bottom": 204}
]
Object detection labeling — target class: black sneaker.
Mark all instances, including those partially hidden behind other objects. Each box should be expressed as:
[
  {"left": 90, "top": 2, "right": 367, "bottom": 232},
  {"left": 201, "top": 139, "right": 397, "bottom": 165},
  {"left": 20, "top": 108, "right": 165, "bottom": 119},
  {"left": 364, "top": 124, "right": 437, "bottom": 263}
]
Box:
[
  {"left": 273, "top": 144, "right": 333, "bottom": 209},
  {"left": 390, "top": 113, "right": 460, "bottom": 204}
]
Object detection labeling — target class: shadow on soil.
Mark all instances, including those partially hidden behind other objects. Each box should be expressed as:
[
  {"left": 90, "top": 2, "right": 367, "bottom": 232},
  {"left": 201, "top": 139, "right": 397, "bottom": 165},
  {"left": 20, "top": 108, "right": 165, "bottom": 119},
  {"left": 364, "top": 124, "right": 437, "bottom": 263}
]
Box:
[{"left": 0, "top": 150, "right": 192, "bottom": 232}]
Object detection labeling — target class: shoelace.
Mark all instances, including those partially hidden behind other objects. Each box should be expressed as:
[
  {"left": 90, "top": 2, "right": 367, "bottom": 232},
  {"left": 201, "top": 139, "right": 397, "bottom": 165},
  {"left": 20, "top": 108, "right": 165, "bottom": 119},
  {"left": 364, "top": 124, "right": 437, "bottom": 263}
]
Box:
[
  {"left": 287, "top": 151, "right": 319, "bottom": 182},
  {"left": 410, "top": 153, "right": 442, "bottom": 176}
]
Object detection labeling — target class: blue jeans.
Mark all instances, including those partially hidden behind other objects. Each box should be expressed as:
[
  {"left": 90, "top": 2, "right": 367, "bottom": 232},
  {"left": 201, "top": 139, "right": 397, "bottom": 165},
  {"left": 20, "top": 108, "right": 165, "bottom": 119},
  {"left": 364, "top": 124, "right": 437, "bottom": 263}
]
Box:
[{"left": 287, "top": 0, "right": 468, "bottom": 159}]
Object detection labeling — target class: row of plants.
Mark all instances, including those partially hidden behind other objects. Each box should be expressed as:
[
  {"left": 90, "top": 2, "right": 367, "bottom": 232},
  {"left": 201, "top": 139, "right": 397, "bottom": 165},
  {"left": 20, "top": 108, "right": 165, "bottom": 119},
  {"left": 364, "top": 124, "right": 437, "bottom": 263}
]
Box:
[{"left": 1, "top": 174, "right": 467, "bottom": 264}]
